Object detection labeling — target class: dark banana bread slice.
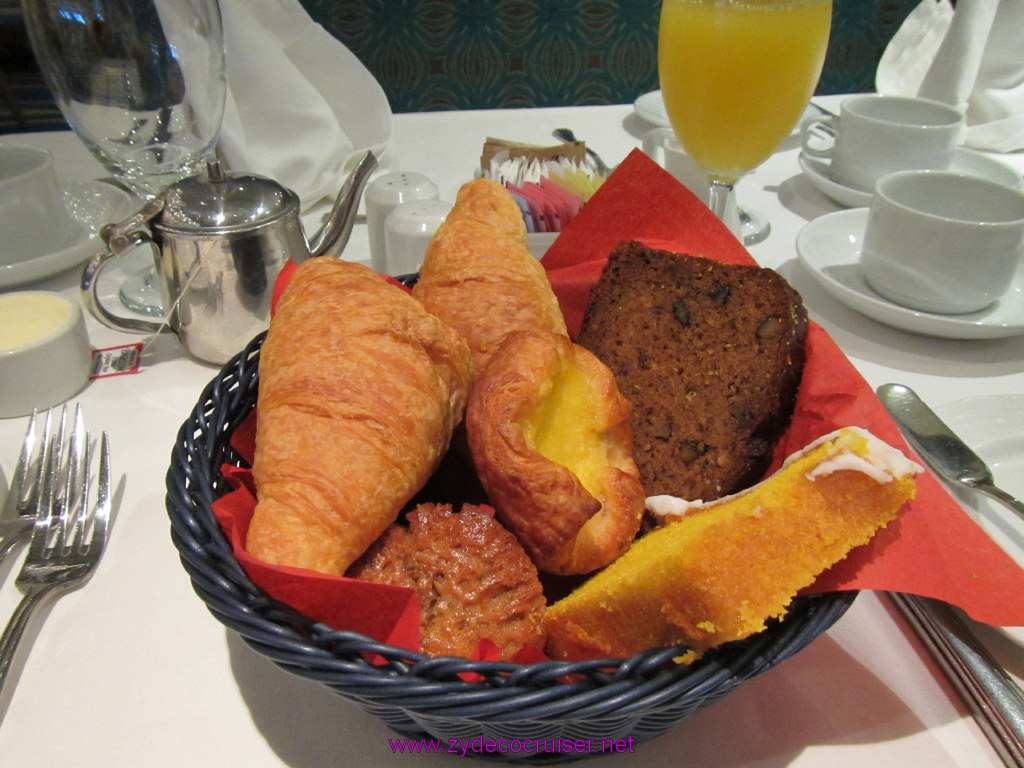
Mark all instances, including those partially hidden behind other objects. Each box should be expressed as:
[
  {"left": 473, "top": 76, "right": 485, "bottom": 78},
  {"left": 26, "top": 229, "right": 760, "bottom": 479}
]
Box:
[{"left": 576, "top": 240, "right": 807, "bottom": 501}]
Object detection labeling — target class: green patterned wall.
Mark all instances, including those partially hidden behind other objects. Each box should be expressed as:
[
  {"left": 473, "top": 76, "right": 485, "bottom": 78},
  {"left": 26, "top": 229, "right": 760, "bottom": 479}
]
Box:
[
  {"left": 302, "top": 0, "right": 661, "bottom": 110},
  {"left": 298, "top": 0, "right": 922, "bottom": 113},
  {"left": 3, "top": 0, "right": 921, "bottom": 131}
]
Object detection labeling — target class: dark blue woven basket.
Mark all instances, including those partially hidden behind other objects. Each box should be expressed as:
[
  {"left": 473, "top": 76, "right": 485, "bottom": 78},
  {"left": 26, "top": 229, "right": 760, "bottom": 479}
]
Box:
[{"left": 165, "top": 331, "right": 856, "bottom": 763}]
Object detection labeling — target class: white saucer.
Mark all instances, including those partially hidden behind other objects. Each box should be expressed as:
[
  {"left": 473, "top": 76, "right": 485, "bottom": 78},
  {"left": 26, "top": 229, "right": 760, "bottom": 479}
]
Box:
[
  {"left": 0, "top": 179, "right": 136, "bottom": 288},
  {"left": 633, "top": 90, "right": 670, "bottom": 128},
  {"left": 799, "top": 147, "right": 1024, "bottom": 208},
  {"left": 795, "top": 208, "right": 1024, "bottom": 339},
  {"left": 935, "top": 395, "right": 1024, "bottom": 676},
  {"left": 934, "top": 395, "right": 1024, "bottom": 568}
]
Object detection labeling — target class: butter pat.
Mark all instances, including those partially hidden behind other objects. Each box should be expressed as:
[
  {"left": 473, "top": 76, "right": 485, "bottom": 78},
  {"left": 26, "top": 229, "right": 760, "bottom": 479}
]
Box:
[
  {"left": 0, "top": 291, "right": 92, "bottom": 418},
  {"left": 0, "top": 292, "right": 77, "bottom": 352}
]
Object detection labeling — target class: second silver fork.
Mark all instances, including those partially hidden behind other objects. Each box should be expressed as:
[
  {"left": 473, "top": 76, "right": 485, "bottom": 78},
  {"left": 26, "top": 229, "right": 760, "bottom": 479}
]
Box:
[{"left": 0, "top": 407, "right": 112, "bottom": 710}]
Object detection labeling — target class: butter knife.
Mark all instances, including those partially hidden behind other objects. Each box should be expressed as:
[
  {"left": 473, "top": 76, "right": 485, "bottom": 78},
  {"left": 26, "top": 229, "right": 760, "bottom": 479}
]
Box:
[
  {"left": 878, "top": 382, "right": 1024, "bottom": 767},
  {"left": 877, "top": 383, "right": 1024, "bottom": 521}
]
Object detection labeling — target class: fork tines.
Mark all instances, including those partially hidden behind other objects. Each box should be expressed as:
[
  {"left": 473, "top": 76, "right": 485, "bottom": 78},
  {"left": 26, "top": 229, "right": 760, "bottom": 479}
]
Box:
[{"left": 30, "top": 405, "right": 110, "bottom": 559}]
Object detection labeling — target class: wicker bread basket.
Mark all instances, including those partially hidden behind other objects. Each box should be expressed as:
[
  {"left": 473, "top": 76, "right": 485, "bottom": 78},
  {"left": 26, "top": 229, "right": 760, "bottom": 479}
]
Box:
[{"left": 165, "top": 331, "right": 855, "bottom": 764}]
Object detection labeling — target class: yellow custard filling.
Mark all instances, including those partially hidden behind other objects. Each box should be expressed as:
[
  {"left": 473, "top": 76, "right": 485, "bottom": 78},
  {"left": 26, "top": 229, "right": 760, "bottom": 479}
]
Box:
[{"left": 521, "top": 358, "right": 606, "bottom": 500}]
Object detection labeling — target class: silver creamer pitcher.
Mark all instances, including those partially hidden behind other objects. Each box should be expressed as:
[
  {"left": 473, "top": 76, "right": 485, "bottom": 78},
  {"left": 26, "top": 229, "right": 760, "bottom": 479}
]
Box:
[{"left": 82, "top": 152, "right": 376, "bottom": 365}]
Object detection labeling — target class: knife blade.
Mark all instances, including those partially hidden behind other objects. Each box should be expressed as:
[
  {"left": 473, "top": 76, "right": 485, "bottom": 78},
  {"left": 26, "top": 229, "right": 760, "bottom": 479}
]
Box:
[{"left": 876, "top": 383, "right": 1024, "bottom": 521}]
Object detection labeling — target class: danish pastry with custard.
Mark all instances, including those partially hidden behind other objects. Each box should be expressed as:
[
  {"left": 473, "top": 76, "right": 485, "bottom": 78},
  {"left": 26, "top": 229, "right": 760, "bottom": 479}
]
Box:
[{"left": 466, "top": 330, "right": 645, "bottom": 575}]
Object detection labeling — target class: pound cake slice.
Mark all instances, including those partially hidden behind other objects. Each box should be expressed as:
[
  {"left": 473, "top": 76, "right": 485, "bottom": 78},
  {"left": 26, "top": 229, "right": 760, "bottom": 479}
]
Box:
[
  {"left": 544, "top": 427, "right": 921, "bottom": 662},
  {"left": 576, "top": 241, "right": 807, "bottom": 501}
]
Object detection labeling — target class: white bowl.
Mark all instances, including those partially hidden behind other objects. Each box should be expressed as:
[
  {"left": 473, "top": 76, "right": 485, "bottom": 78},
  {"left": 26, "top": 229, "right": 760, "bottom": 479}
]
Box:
[{"left": 0, "top": 291, "right": 92, "bottom": 419}]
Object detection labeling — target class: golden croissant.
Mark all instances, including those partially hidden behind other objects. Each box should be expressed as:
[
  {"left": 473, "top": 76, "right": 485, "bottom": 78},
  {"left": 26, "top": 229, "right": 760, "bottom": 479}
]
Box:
[
  {"left": 246, "top": 258, "right": 472, "bottom": 575},
  {"left": 412, "top": 178, "right": 567, "bottom": 378}
]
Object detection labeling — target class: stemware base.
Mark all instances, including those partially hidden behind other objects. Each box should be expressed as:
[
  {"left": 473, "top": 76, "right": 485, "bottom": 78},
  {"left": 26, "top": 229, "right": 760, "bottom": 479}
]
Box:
[
  {"left": 739, "top": 207, "right": 771, "bottom": 246},
  {"left": 118, "top": 266, "right": 164, "bottom": 317}
]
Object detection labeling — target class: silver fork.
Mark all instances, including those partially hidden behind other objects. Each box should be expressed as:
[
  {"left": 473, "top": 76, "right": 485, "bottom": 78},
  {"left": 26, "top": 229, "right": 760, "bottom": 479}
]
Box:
[
  {"left": 0, "top": 409, "right": 67, "bottom": 570},
  {"left": 0, "top": 406, "right": 111, "bottom": 706}
]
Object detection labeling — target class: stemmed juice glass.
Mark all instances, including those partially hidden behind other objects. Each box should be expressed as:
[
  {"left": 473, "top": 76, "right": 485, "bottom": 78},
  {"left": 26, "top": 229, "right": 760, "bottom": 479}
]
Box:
[
  {"left": 22, "top": 0, "right": 226, "bottom": 315},
  {"left": 658, "top": 0, "right": 832, "bottom": 245}
]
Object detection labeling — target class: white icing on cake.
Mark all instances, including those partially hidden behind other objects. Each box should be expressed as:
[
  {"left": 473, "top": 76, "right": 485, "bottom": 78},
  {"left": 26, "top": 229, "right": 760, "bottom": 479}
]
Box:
[
  {"left": 646, "top": 426, "right": 922, "bottom": 522},
  {"left": 645, "top": 494, "right": 704, "bottom": 518},
  {"left": 795, "top": 427, "right": 922, "bottom": 483}
]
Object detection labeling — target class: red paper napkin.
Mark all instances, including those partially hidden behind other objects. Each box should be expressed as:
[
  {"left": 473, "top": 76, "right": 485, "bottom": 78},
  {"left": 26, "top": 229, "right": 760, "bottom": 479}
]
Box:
[
  {"left": 542, "top": 149, "right": 1024, "bottom": 628},
  {"left": 213, "top": 149, "right": 1024, "bottom": 657}
]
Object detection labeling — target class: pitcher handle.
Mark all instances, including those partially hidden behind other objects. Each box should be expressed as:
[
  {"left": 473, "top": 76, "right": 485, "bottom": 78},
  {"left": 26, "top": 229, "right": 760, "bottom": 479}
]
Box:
[{"left": 81, "top": 198, "right": 170, "bottom": 336}]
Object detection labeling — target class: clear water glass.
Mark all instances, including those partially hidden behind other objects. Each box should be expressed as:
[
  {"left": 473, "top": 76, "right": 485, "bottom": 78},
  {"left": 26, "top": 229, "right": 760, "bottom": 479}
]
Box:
[{"left": 23, "top": 0, "right": 226, "bottom": 312}]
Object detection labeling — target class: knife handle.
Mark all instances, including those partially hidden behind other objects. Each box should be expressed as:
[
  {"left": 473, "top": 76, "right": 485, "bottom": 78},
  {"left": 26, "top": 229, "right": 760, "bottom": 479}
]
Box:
[{"left": 891, "top": 592, "right": 1024, "bottom": 768}]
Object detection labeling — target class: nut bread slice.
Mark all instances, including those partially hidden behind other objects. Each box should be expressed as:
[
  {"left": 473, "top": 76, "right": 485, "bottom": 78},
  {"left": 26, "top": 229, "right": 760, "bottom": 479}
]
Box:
[{"left": 576, "top": 241, "right": 807, "bottom": 501}]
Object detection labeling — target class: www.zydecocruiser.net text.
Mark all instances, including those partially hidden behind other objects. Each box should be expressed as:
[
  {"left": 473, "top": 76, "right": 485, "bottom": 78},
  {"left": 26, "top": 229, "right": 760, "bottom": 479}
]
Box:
[{"left": 389, "top": 735, "right": 638, "bottom": 758}]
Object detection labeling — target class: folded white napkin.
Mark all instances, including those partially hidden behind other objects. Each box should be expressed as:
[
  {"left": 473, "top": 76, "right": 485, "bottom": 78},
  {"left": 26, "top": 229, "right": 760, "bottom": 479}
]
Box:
[
  {"left": 217, "top": 0, "right": 393, "bottom": 208},
  {"left": 877, "top": 0, "right": 1024, "bottom": 153}
]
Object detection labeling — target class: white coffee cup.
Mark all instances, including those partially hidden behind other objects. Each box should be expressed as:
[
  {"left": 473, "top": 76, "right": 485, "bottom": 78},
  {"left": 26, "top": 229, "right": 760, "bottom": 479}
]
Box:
[
  {"left": 384, "top": 198, "right": 453, "bottom": 276},
  {"left": 801, "top": 94, "right": 964, "bottom": 193},
  {"left": 365, "top": 172, "right": 439, "bottom": 273},
  {"left": 859, "top": 170, "right": 1024, "bottom": 314},
  {"left": 0, "top": 144, "right": 79, "bottom": 264}
]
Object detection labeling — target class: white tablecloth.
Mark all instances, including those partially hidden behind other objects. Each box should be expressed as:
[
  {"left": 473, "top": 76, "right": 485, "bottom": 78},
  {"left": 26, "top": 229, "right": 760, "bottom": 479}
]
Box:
[{"left": 1, "top": 95, "right": 1023, "bottom": 767}]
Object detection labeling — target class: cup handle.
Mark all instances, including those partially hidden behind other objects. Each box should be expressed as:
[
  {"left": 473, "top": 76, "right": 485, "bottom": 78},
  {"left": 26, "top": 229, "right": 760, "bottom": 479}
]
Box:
[
  {"left": 800, "top": 116, "right": 838, "bottom": 159},
  {"left": 81, "top": 230, "right": 168, "bottom": 336},
  {"left": 642, "top": 126, "right": 677, "bottom": 165}
]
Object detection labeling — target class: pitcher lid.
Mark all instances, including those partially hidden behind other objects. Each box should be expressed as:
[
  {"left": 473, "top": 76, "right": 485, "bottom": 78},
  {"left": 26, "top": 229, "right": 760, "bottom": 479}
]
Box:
[{"left": 158, "top": 160, "right": 299, "bottom": 232}]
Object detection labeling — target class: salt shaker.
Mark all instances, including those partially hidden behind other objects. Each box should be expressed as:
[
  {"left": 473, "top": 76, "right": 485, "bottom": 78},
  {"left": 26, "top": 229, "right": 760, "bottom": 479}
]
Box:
[
  {"left": 365, "top": 172, "right": 439, "bottom": 273},
  {"left": 384, "top": 199, "right": 453, "bottom": 275}
]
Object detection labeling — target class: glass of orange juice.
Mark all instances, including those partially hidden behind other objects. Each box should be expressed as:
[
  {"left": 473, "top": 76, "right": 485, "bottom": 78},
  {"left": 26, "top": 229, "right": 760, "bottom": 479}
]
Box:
[{"left": 658, "top": 0, "right": 832, "bottom": 244}]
